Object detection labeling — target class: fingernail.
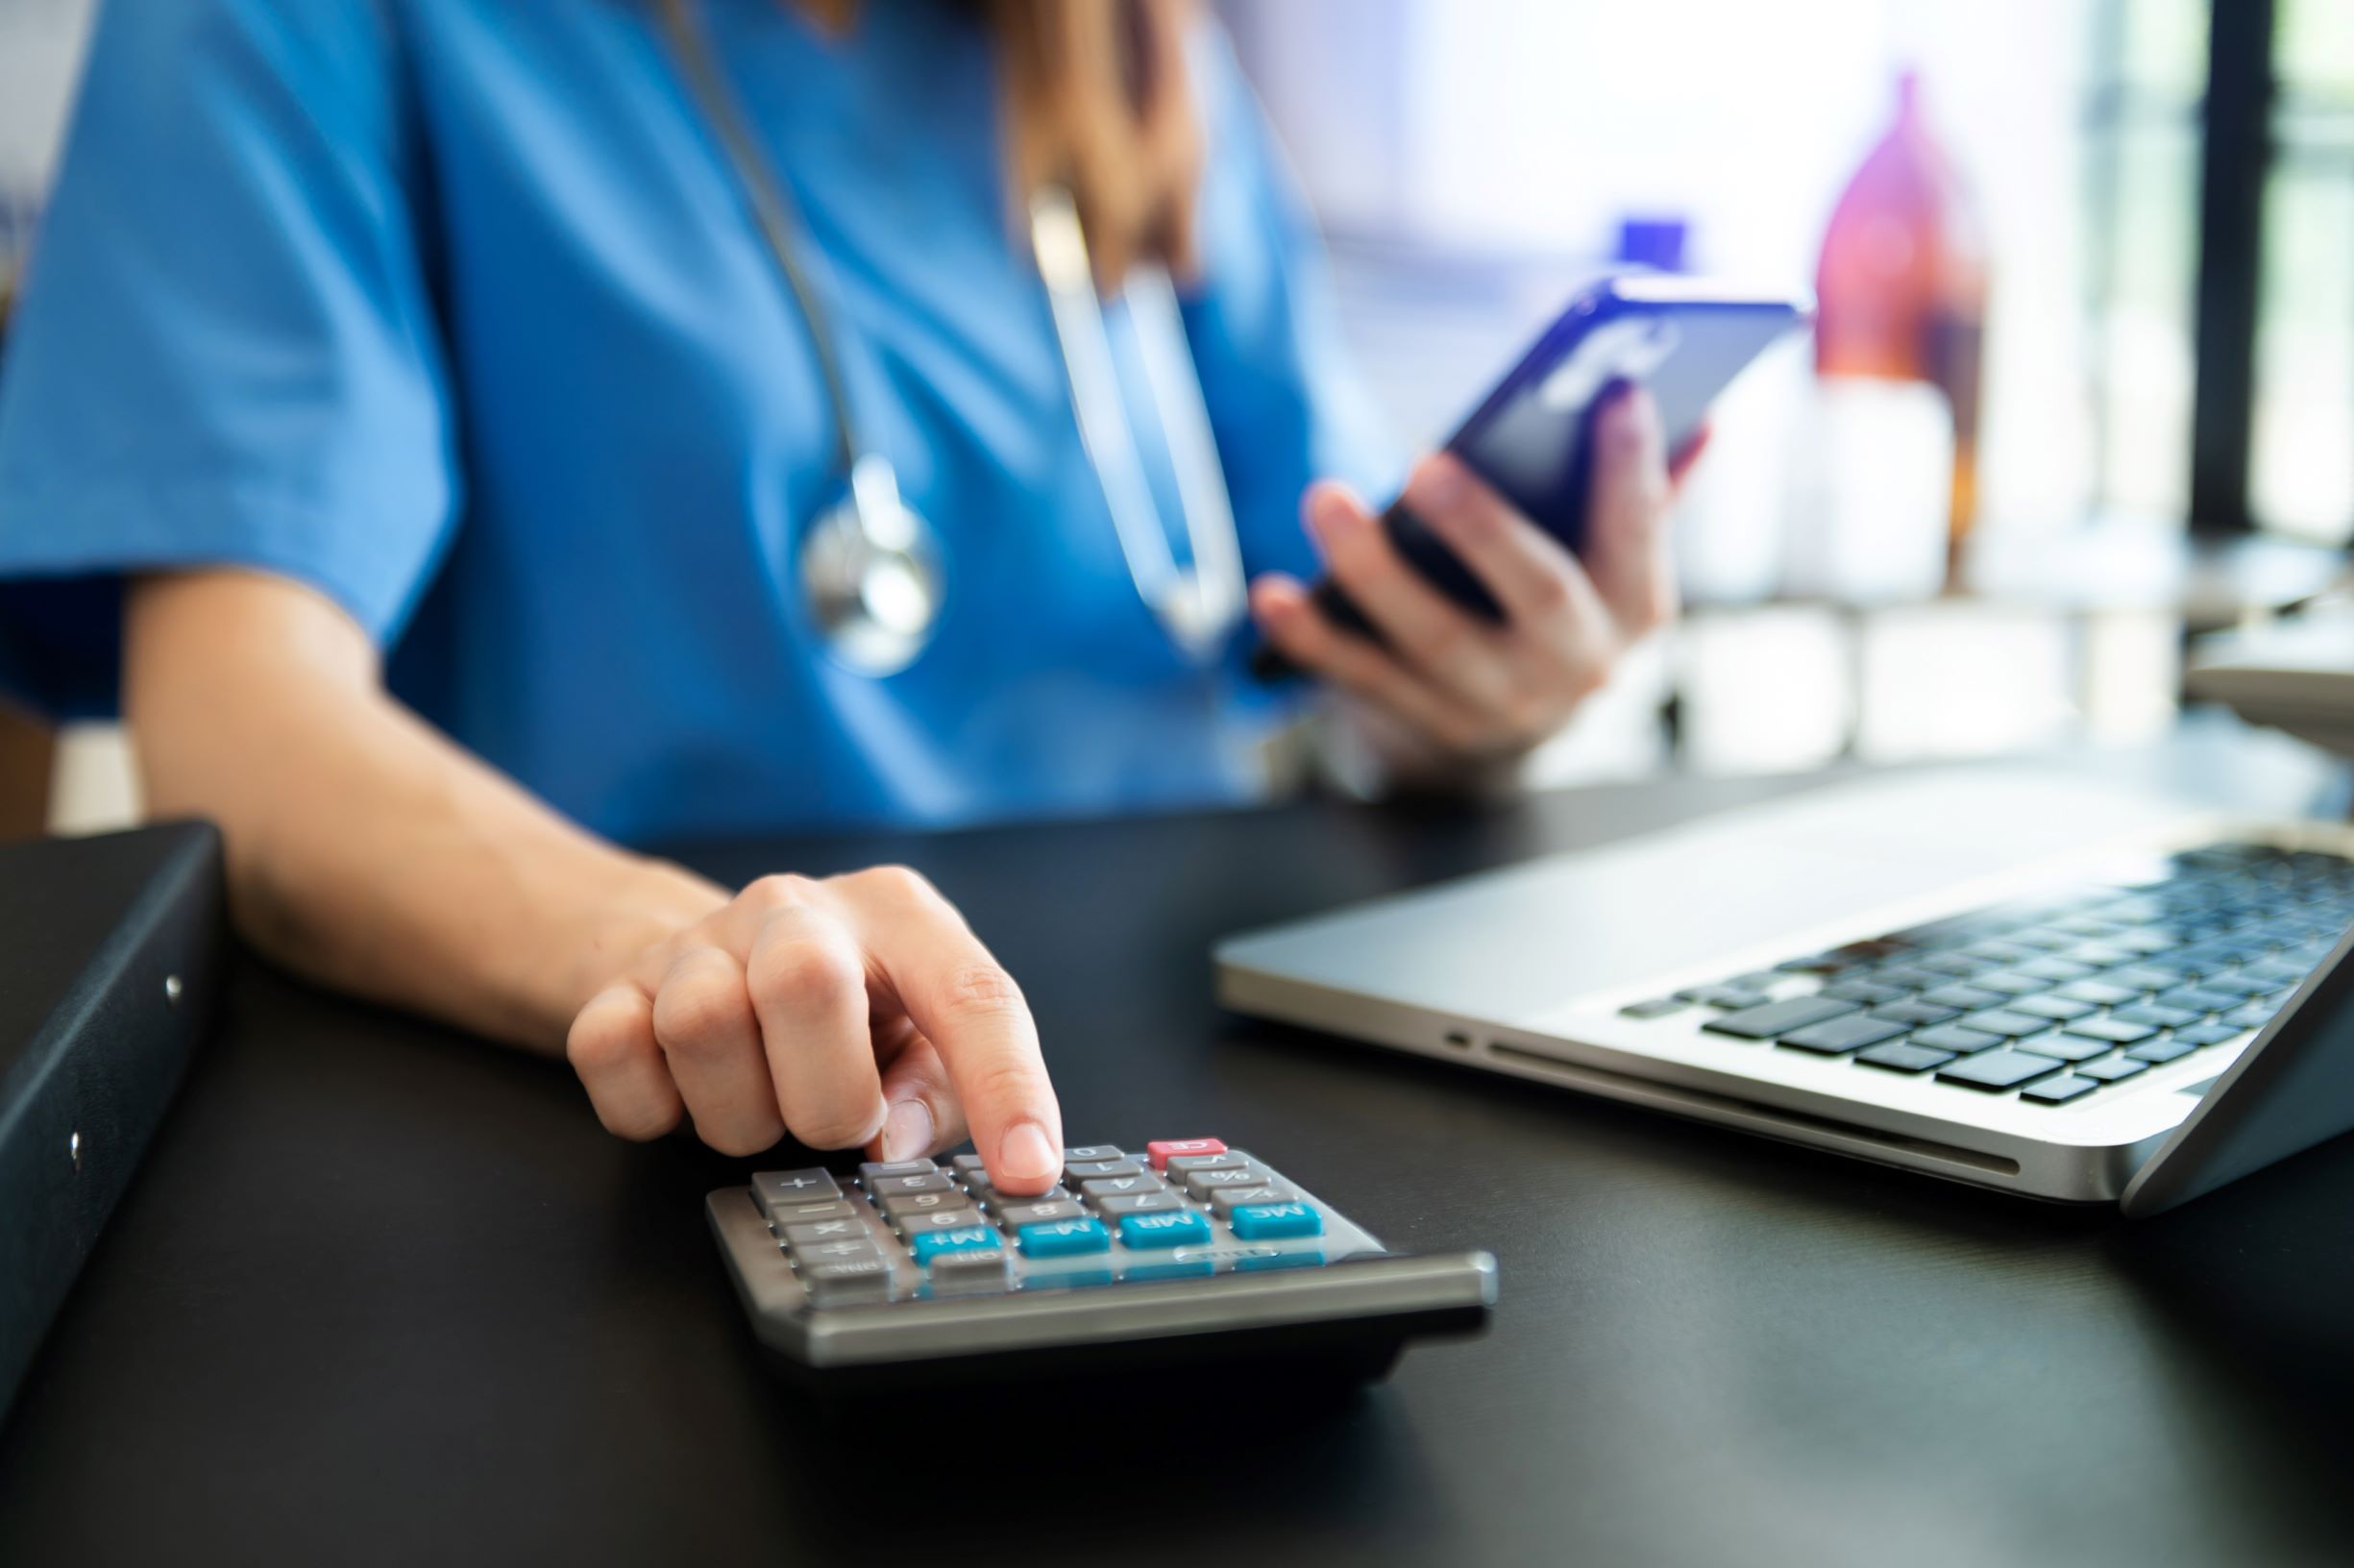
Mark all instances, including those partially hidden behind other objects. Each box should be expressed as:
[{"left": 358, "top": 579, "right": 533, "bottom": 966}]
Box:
[
  {"left": 881, "top": 1098, "right": 934, "bottom": 1162},
  {"left": 997, "top": 1121, "right": 1058, "bottom": 1186},
  {"left": 1413, "top": 457, "right": 1469, "bottom": 514},
  {"left": 1307, "top": 487, "right": 1364, "bottom": 542}
]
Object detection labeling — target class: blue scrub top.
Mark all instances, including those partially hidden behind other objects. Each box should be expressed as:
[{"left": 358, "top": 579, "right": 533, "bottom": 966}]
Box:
[{"left": 0, "top": 0, "right": 1394, "bottom": 842}]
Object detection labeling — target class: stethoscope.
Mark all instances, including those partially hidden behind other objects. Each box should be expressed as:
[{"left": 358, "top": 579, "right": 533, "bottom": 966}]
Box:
[{"left": 658, "top": 0, "right": 1246, "bottom": 677}]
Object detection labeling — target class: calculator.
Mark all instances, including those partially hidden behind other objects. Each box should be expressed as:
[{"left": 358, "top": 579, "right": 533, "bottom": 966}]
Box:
[{"left": 706, "top": 1138, "right": 1497, "bottom": 1384}]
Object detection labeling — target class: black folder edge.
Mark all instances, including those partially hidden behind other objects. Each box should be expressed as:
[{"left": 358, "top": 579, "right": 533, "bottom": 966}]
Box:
[{"left": 0, "top": 821, "right": 227, "bottom": 1416}]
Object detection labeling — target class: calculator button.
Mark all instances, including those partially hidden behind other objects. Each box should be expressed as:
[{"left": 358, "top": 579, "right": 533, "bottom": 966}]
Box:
[
  {"left": 950, "top": 1154, "right": 988, "bottom": 1178},
  {"left": 1164, "top": 1151, "right": 1251, "bottom": 1175},
  {"left": 1116, "top": 1209, "right": 1214, "bottom": 1248},
  {"left": 1122, "top": 1257, "right": 1215, "bottom": 1281},
  {"left": 1016, "top": 1217, "right": 1112, "bottom": 1258},
  {"left": 985, "top": 1184, "right": 1070, "bottom": 1211},
  {"left": 799, "top": 1257, "right": 898, "bottom": 1306},
  {"left": 1079, "top": 1173, "right": 1167, "bottom": 1201},
  {"left": 868, "top": 1170, "right": 955, "bottom": 1197},
  {"left": 1095, "top": 1190, "right": 1187, "bottom": 1218},
  {"left": 1181, "top": 1167, "right": 1273, "bottom": 1199},
  {"left": 1226, "top": 1202, "right": 1323, "bottom": 1240},
  {"left": 899, "top": 1209, "right": 991, "bottom": 1237},
  {"left": 859, "top": 1160, "right": 939, "bottom": 1184},
  {"left": 1062, "top": 1145, "right": 1125, "bottom": 1164},
  {"left": 794, "top": 1237, "right": 885, "bottom": 1267},
  {"left": 878, "top": 1189, "right": 976, "bottom": 1220},
  {"left": 782, "top": 1217, "right": 869, "bottom": 1248},
  {"left": 996, "top": 1198, "right": 1087, "bottom": 1229},
  {"left": 909, "top": 1225, "right": 998, "bottom": 1264},
  {"left": 1209, "top": 1185, "right": 1299, "bottom": 1218},
  {"left": 1144, "top": 1138, "right": 1227, "bottom": 1170},
  {"left": 763, "top": 1199, "right": 855, "bottom": 1225},
  {"left": 752, "top": 1169, "right": 842, "bottom": 1215},
  {"left": 926, "top": 1247, "right": 1013, "bottom": 1294},
  {"left": 1064, "top": 1158, "right": 1146, "bottom": 1183}
]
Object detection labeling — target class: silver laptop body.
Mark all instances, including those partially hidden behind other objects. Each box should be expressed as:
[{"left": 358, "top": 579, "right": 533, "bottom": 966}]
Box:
[{"left": 1214, "top": 769, "right": 2354, "bottom": 1214}]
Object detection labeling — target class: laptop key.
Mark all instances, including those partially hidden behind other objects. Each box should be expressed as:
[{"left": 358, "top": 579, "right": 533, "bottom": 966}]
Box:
[
  {"left": 1920, "top": 984, "right": 2006, "bottom": 1011},
  {"left": 1822, "top": 979, "right": 1910, "bottom": 1005},
  {"left": 2021, "top": 1074, "right": 2098, "bottom": 1106},
  {"left": 1907, "top": 1024, "right": 2000, "bottom": 1054},
  {"left": 1956, "top": 1008, "right": 2052, "bottom": 1038},
  {"left": 2056, "top": 979, "right": 2146, "bottom": 1007},
  {"left": 2025, "top": 1032, "right": 2119, "bottom": 1064},
  {"left": 2170, "top": 1021, "right": 2246, "bottom": 1048},
  {"left": 1936, "top": 1048, "right": 2065, "bottom": 1090},
  {"left": 2126, "top": 1038, "right": 2199, "bottom": 1065},
  {"left": 1703, "top": 996, "right": 1860, "bottom": 1040},
  {"left": 1619, "top": 996, "right": 1688, "bottom": 1019},
  {"left": 1778, "top": 1016, "right": 1909, "bottom": 1055},
  {"left": 1961, "top": 970, "right": 2047, "bottom": 997},
  {"left": 2063, "top": 1017, "right": 2158, "bottom": 1045},
  {"left": 2110, "top": 1003, "right": 2199, "bottom": 1029},
  {"left": 2010, "top": 994, "right": 2097, "bottom": 1022},
  {"left": 2075, "top": 1056, "right": 2148, "bottom": 1083},
  {"left": 1855, "top": 1041, "right": 1957, "bottom": 1073},
  {"left": 2155, "top": 986, "right": 2243, "bottom": 1015},
  {"left": 1871, "top": 1000, "right": 1960, "bottom": 1026},
  {"left": 1678, "top": 985, "right": 1771, "bottom": 1009}
]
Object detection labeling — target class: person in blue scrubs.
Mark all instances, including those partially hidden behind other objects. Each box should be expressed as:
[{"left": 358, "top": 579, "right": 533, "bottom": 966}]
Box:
[{"left": 0, "top": 0, "right": 1689, "bottom": 1193}]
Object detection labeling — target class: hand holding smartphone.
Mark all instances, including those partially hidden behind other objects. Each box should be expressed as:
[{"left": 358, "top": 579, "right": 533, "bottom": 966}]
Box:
[{"left": 1252, "top": 276, "right": 1812, "bottom": 679}]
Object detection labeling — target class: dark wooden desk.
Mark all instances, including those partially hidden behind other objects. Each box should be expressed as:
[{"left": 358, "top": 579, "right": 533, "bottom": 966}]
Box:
[{"left": 6, "top": 739, "right": 2353, "bottom": 1566}]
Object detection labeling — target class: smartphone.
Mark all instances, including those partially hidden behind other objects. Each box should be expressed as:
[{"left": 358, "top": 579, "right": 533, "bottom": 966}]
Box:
[{"left": 1252, "top": 275, "right": 1813, "bottom": 678}]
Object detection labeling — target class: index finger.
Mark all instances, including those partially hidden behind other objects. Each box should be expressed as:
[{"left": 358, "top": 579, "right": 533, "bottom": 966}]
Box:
[{"left": 836, "top": 867, "right": 1065, "bottom": 1195}]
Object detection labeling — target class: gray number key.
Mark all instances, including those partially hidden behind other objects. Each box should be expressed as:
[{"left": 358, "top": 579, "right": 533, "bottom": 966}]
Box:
[
  {"left": 984, "top": 1184, "right": 1069, "bottom": 1210},
  {"left": 1079, "top": 1173, "right": 1166, "bottom": 1201},
  {"left": 995, "top": 1198, "right": 1087, "bottom": 1229},
  {"left": 1061, "top": 1145, "right": 1125, "bottom": 1164},
  {"left": 1095, "top": 1190, "right": 1187, "bottom": 1218},
  {"left": 878, "top": 1188, "right": 975, "bottom": 1220},
  {"left": 1065, "top": 1157, "right": 1146, "bottom": 1182},
  {"left": 867, "top": 1170, "right": 954, "bottom": 1196},
  {"left": 899, "top": 1208, "right": 997, "bottom": 1237},
  {"left": 859, "top": 1159, "right": 939, "bottom": 1183}
]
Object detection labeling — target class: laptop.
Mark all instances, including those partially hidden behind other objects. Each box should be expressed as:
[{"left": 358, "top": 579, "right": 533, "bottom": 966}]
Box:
[{"left": 1215, "top": 768, "right": 2354, "bottom": 1214}]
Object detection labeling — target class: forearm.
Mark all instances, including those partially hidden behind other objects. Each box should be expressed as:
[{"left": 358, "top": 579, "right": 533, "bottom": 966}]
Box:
[{"left": 125, "top": 572, "right": 724, "bottom": 1052}]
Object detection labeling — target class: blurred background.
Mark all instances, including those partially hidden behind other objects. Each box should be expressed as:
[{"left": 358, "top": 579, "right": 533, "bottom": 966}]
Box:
[{"left": 3, "top": 0, "right": 2350, "bottom": 826}]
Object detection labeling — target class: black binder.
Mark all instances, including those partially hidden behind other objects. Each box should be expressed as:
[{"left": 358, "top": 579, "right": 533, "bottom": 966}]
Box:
[{"left": 0, "top": 821, "right": 225, "bottom": 1413}]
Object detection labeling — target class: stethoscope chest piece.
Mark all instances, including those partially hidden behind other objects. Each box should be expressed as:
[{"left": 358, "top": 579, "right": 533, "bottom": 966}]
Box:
[{"left": 799, "top": 453, "right": 944, "bottom": 677}]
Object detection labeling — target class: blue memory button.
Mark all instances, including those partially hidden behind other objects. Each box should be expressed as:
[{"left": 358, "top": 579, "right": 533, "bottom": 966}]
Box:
[
  {"left": 1117, "top": 1210, "right": 1213, "bottom": 1249},
  {"left": 910, "top": 1226, "right": 998, "bottom": 1264},
  {"left": 1017, "top": 1217, "right": 1111, "bottom": 1258},
  {"left": 1227, "top": 1202, "right": 1323, "bottom": 1240}
]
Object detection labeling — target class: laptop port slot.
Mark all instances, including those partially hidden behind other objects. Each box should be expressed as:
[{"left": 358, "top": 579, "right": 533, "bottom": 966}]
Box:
[{"left": 1441, "top": 1031, "right": 1475, "bottom": 1051}]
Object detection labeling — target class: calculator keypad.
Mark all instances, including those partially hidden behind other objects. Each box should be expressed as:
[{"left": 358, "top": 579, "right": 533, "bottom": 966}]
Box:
[{"left": 756, "top": 1139, "right": 1363, "bottom": 1306}]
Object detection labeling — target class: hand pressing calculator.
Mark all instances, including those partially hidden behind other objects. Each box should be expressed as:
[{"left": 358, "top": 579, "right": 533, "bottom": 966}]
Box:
[{"left": 706, "top": 1138, "right": 1497, "bottom": 1384}]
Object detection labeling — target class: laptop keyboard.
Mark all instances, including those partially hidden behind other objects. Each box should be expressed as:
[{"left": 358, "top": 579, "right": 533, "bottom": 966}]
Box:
[{"left": 1618, "top": 842, "right": 2353, "bottom": 1105}]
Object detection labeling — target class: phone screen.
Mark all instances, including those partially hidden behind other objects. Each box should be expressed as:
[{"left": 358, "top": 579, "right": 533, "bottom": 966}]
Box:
[{"left": 1450, "top": 285, "right": 1808, "bottom": 551}]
